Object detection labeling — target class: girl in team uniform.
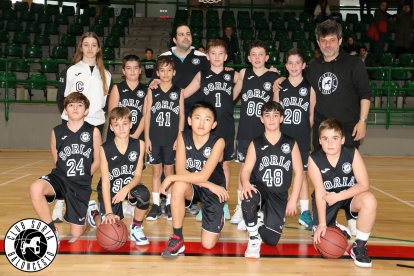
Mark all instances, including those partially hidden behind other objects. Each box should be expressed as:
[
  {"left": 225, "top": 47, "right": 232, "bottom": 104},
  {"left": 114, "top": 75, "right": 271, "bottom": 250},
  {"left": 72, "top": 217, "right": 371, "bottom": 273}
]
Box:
[
  {"left": 274, "top": 48, "right": 316, "bottom": 228},
  {"left": 145, "top": 57, "right": 185, "bottom": 221}
]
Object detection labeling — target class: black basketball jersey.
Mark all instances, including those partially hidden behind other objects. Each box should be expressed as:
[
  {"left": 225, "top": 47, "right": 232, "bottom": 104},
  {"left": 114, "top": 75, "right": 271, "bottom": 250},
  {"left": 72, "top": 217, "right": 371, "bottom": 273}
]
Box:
[
  {"left": 117, "top": 81, "right": 147, "bottom": 134},
  {"left": 279, "top": 78, "right": 311, "bottom": 153},
  {"left": 250, "top": 133, "right": 296, "bottom": 199},
  {"left": 149, "top": 85, "right": 181, "bottom": 146},
  {"left": 237, "top": 68, "right": 279, "bottom": 141},
  {"left": 52, "top": 122, "right": 95, "bottom": 187},
  {"left": 200, "top": 69, "right": 235, "bottom": 137},
  {"left": 310, "top": 146, "right": 356, "bottom": 193},
  {"left": 182, "top": 130, "right": 225, "bottom": 188},
  {"left": 97, "top": 138, "right": 140, "bottom": 198}
]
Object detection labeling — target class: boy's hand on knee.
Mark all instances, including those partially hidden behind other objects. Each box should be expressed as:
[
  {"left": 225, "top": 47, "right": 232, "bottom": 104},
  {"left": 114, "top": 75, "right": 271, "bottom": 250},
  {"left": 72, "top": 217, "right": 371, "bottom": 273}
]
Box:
[
  {"left": 208, "top": 185, "right": 229, "bottom": 203},
  {"left": 241, "top": 184, "right": 257, "bottom": 200}
]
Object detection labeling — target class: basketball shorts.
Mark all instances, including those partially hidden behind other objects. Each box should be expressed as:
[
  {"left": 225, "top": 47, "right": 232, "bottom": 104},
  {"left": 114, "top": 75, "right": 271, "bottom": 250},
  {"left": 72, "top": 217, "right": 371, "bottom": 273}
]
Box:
[
  {"left": 300, "top": 150, "right": 310, "bottom": 171},
  {"left": 222, "top": 134, "right": 235, "bottom": 162},
  {"left": 147, "top": 145, "right": 175, "bottom": 165},
  {"left": 185, "top": 184, "right": 225, "bottom": 234},
  {"left": 42, "top": 173, "right": 91, "bottom": 226},
  {"left": 254, "top": 184, "right": 287, "bottom": 235},
  {"left": 97, "top": 184, "right": 136, "bottom": 220},
  {"left": 235, "top": 139, "right": 251, "bottom": 163},
  {"left": 311, "top": 193, "right": 359, "bottom": 227}
]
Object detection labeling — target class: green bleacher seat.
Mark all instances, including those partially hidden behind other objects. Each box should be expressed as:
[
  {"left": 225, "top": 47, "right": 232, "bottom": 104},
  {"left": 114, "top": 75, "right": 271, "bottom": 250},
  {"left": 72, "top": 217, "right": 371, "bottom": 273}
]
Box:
[
  {"left": 120, "top": 8, "right": 133, "bottom": 19},
  {"left": 89, "top": 25, "right": 105, "bottom": 37},
  {"left": 15, "top": 1, "right": 29, "bottom": 12},
  {"left": 242, "top": 39, "right": 253, "bottom": 51},
  {"left": 271, "top": 18, "right": 286, "bottom": 31},
  {"left": 44, "top": 24, "right": 60, "bottom": 36},
  {"left": 50, "top": 45, "right": 68, "bottom": 59},
  {"left": 6, "top": 20, "right": 23, "bottom": 33},
  {"left": 0, "top": 31, "right": 9, "bottom": 43},
  {"left": 12, "top": 32, "right": 30, "bottom": 45},
  {"left": 238, "top": 18, "right": 252, "bottom": 30},
  {"left": 255, "top": 18, "right": 269, "bottom": 30},
  {"left": 33, "top": 34, "right": 50, "bottom": 47},
  {"left": 222, "top": 10, "right": 235, "bottom": 21},
  {"left": 346, "top": 14, "right": 359, "bottom": 24},
  {"left": 0, "top": 72, "right": 17, "bottom": 91},
  {"left": 292, "top": 30, "right": 306, "bottom": 42},
  {"left": 95, "top": 15, "right": 110, "bottom": 27},
  {"left": 252, "top": 11, "right": 265, "bottom": 22},
  {"left": 37, "top": 13, "right": 53, "bottom": 24},
  {"left": 206, "top": 28, "right": 220, "bottom": 39},
  {"left": 104, "top": 36, "right": 121, "bottom": 48},
  {"left": 77, "top": 14, "right": 91, "bottom": 27},
  {"left": 380, "top": 53, "right": 395, "bottom": 66},
  {"left": 10, "top": 60, "right": 29, "bottom": 74},
  {"left": 267, "top": 51, "right": 280, "bottom": 66},
  {"left": 352, "top": 22, "right": 366, "bottom": 33},
  {"left": 0, "top": 0, "right": 12, "bottom": 11},
  {"left": 30, "top": 3, "right": 45, "bottom": 15},
  {"left": 61, "top": 6, "right": 75, "bottom": 17},
  {"left": 237, "top": 11, "right": 250, "bottom": 21},
  {"left": 241, "top": 29, "right": 255, "bottom": 40},
  {"left": 361, "top": 14, "right": 374, "bottom": 24},
  {"left": 26, "top": 73, "right": 48, "bottom": 100},
  {"left": 40, "top": 61, "right": 59, "bottom": 79},
  {"left": 274, "top": 29, "right": 289, "bottom": 41},
  {"left": 371, "top": 69, "right": 390, "bottom": 80},
  {"left": 20, "top": 11, "right": 35, "bottom": 22},
  {"left": 102, "top": 7, "right": 115, "bottom": 18},
  {"left": 287, "top": 19, "right": 301, "bottom": 31},
  {"left": 68, "top": 24, "right": 85, "bottom": 36},
  {"left": 115, "top": 16, "right": 130, "bottom": 28},
  {"left": 297, "top": 40, "right": 312, "bottom": 52},
  {"left": 299, "top": 12, "right": 313, "bottom": 24},
  {"left": 269, "top": 12, "right": 281, "bottom": 21},
  {"left": 45, "top": 4, "right": 60, "bottom": 16},
  {"left": 279, "top": 40, "right": 293, "bottom": 52},
  {"left": 304, "top": 21, "right": 316, "bottom": 33},
  {"left": 60, "top": 34, "right": 76, "bottom": 47},
  {"left": 26, "top": 24, "right": 42, "bottom": 35},
  {"left": 2, "top": 9, "right": 17, "bottom": 20},
  {"left": 84, "top": 7, "right": 97, "bottom": 18},
  {"left": 55, "top": 15, "right": 69, "bottom": 26},
  {"left": 283, "top": 12, "right": 296, "bottom": 21},
  {"left": 103, "top": 47, "right": 115, "bottom": 60},
  {"left": 25, "top": 45, "right": 42, "bottom": 59},
  {"left": 304, "top": 51, "right": 313, "bottom": 63},
  {"left": 399, "top": 54, "right": 414, "bottom": 67},
  {"left": 258, "top": 30, "right": 272, "bottom": 41}
]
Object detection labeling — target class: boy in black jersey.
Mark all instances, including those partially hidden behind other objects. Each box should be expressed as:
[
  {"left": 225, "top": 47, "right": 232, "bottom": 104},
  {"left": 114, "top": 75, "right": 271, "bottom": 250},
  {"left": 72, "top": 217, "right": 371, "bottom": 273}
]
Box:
[
  {"left": 309, "top": 118, "right": 377, "bottom": 268},
  {"left": 145, "top": 57, "right": 185, "bottom": 221},
  {"left": 30, "top": 93, "right": 102, "bottom": 243},
  {"left": 142, "top": 48, "right": 156, "bottom": 79},
  {"left": 240, "top": 101, "right": 303, "bottom": 258},
  {"left": 232, "top": 40, "right": 280, "bottom": 225},
  {"left": 182, "top": 39, "right": 240, "bottom": 221},
  {"left": 160, "top": 102, "right": 227, "bottom": 258},
  {"left": 274, "top": 48, "right": 316, "bottom": 228},
  {"left": 107, "top": 55, "right": 147, "bottom": 141}
]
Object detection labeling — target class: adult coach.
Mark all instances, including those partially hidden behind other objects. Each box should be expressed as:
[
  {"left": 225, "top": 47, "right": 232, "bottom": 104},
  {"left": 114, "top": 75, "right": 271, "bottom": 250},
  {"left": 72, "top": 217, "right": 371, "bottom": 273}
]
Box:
[
  {"left": 150, "top": 24, "right": 209, "bottom": 118},
  {"left": 307, "top": 20, "right": 371, "bottom": 149}
]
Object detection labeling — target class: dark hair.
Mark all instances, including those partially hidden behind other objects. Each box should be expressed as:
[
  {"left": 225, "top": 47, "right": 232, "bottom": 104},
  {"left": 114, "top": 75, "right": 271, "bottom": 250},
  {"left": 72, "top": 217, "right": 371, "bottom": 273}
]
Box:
[
  {"left": 360, "top": 45, "right": 367, "bottom": 51},
  {"left": 173, "top": 24, "right": 191, "bottom": 38},
  {"left": 315, "top": 19, "right": 342, "bottom": 40},
  {"left": 109, "top": 106, "right": 132, "bottom": 123},
  {"left": 156, "top": 56, "right": 175, "bottom": 71},
  {"left": 286, "top": 48, "right": 305, "bottom": 63},
  {"left": 207, "top": 39, "right": 227, "bottom": 53},
  {"left": 318, "top": 118, "right": 344, "bottom": 137},
  {"left": 261, "top": 101, "right": 284, "bottom": 116},
  {"left": 249, "top": 40, "right": 268, "bottom": 54},
  {"left": 64, "top": 92, "right": 90, "bottom": 109},
  {"left": 189, "top": 101, "right": 217, "bottom": 122},
  {"left": 122, "top": 54, "right": 140, "bottom": 68},
  {"left": 145, "top": 48, "right": 153, "bottom": 54}
]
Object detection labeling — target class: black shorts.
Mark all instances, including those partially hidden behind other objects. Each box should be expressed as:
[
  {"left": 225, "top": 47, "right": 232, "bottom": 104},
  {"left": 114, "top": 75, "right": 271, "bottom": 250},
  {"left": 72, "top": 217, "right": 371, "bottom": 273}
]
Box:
[
  {"left": 42, "top": 173, "right": 91, "bottom": 226},
  {"left": 300, "top": 150, "right": 310, "bottom": 171},
  {"left": 97, "top": 184, "right": 135, "bottom": 220},
  {"left": 185, "top": 185, "right": 225, "bottom": 234},
  {"left": 311, "top": 193, "right": 358, "bottom": 227},
  {"left": 147, "top": 145, "right": 175, "bottom": 165},
  {"left": 235, "top": 139, "right": 251, "bottom": 163},
  {"left": 254, "top": 184, "right": 287, "bottom": 235},
  {"left": 223, "top": 134, "right": 235, "bottom": 162}
]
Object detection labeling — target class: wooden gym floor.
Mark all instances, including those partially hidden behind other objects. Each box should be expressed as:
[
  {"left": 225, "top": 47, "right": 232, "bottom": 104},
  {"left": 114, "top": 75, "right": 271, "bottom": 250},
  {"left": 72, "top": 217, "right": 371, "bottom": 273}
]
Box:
[{"left": 0, "top": 151, "right": 413, "bottom": 275}]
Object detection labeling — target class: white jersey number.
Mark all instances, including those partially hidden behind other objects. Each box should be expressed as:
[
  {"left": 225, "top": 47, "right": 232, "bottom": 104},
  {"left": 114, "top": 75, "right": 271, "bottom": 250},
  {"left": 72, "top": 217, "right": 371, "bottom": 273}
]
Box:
[
  {"left": 246, "top": 101, "right": 263, "bottom": 117},
  {"left": 66, "top": 158, "right": 85, "bottom": 177},
  {"left": 284, "top": 109, "right": 302, "bottom": 125},
  {"left": 215, "top": 93, "right": 221, "bottom": 108},
  {"left": 156, "top": 112, "right": 171, "bottom": 127},
  {"left": 111, "top": 177, "right": 132, "bottom": 194},
  {"left": 262, "top": 168, "right": 283, "bottom": 187}
]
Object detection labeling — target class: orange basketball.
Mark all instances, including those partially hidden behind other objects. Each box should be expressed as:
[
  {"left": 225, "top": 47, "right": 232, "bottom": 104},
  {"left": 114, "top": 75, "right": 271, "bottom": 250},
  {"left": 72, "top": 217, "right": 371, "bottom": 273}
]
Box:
[
  {"left": 314, "top": 226, "right": 348, "bottom": 258},
  {"left": 96, "top": 220, "right": 128, "bottom": 251}
]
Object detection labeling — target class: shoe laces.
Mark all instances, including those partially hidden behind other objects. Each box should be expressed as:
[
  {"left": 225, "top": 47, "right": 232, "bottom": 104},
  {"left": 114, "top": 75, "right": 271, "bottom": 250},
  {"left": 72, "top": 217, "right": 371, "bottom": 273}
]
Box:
[
  {"left": 167, "top": 235, "right": 182, "bottom": 248},
  {"left": 354, "top": 240, "right": 369, "bottom": 257}
]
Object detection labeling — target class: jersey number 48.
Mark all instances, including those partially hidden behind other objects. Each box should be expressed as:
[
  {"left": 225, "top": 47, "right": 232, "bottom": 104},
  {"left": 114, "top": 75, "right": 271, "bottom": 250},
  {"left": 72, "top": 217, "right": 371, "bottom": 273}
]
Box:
[{"left": 262, "top": 168, "right": 283, "bottom": 187}]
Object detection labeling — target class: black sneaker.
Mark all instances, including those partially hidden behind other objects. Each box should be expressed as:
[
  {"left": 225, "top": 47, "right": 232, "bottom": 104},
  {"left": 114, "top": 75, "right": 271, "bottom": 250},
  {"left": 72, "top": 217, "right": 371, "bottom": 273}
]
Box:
[
  {"left": 146, "top": 204, "right": 161, "bottom": 221},
  {"left": 160, "top": 197, "right": 167, "bottom": 215},
  {"left": 166, "top": 204, "right": 172, "bottom": 220},
  {"left": 161, "top": 234, "right": 185, "bottom": 258},
  {"left": 350, "top": 239, "right": 372, "bottom": 268}
]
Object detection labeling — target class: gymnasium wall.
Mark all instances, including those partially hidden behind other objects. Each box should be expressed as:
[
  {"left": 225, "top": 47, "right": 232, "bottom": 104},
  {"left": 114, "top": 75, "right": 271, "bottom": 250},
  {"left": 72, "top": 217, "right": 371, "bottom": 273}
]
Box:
[{"left": 1, "top": 103, "right": 413, "bottom": 155}]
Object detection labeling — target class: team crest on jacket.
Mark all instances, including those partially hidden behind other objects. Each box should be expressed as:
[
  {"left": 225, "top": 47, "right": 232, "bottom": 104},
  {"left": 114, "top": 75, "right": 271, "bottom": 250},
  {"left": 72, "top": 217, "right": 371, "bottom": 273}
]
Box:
[
  {"left": 342, "top": 162, "right": 352, "bottom": 174},
  {"left": 224, "top": 74, "right": 231, "bottom": 81},
  {"left": 170, "top": 92, "right": 178, "bottom": 100},
  {"left": 318, "top": 72, "right": 338, "bottom": 95},
  {"left": 192, "top": 58, "right": 200, "bottom": 65},
  {"left": 80, "top": 132, "right": 91, "bottom": 142},
  {"left": 203, "top": 147, "right": 212, "bottom": 158},
  {"left": 299, "top": 87, "right": 308, "bottom": 96},
  {"left": 281, "top": 143, "right": 291, "bottom": 154},
  {"left": 128, "top": 151, "right": 138, "bottom": 162},
  {"left": 263, "top": 82, "right": 272, "bottom": 91},
  {"left": 137, "top": 90, "right": 145, "bottom": 98}
]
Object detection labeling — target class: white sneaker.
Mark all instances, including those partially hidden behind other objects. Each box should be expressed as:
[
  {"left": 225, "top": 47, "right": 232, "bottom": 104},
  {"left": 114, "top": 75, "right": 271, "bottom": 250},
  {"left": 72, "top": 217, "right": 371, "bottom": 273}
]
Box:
[
  {"left": 237, "top": 219, "right": 247, "bottom": 231},
  {"left": 52, "top": 200, "right": 64, "bottom": 222},
  {"left": 336, "top": 222, "right": 351, "bottom": 239},
  {"left": 130, "top": 225, "right": 150, "bottom": 245},
  {"left": 245, "top": 235, "right": 262, "bottom": 258},
  {"left": 87, "top": 200, "right": 98, "bottom": 228},
  {"left": 230, "top": 204, "right": 243, "bottom": 224},
  {"left": 348, "top": 219, "right": 357, "bottom": 236}
]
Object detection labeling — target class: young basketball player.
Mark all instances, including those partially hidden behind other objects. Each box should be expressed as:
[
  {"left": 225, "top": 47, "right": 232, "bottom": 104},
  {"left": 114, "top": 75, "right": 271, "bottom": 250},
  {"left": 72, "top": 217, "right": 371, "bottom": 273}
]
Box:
[
  {"left": 309, "top": 118, "right": 377, "bottom": 268},
  {"left": 160, "top": 101, "right": 227, "bottom": 258},
  {"left": 90, "top": 107, "right": 150, "bottom": 245},
  {"left": 106, "top": 54, "right": 147, "bottom": 141},
  {"left": 232, "top": 40, "right": 280, "bottom": 225},
  {"left": 182, "top": 39, "right": 239, "bottom": 221},
  {"left": 240, "top": 101, "right": 303, "bottom": 258},
  {"left": 274, "top": 48, "right": 316, "bottom": 228},
  {"left": 29, "top": 92, "right": 102, "bottom": 243},
  {"left": 145, "top": 56, "right": 185, "bottom": 221}
]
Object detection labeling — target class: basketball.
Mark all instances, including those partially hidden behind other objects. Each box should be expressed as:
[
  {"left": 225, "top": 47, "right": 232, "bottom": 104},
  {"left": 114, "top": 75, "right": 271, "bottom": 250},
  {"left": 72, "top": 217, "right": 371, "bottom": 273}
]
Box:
[
  {"left": 96, "top": 220, "right": 128, "bottom": 251},
  {"left": 314, "top": 226, "right": 348, "bottom": 258}
]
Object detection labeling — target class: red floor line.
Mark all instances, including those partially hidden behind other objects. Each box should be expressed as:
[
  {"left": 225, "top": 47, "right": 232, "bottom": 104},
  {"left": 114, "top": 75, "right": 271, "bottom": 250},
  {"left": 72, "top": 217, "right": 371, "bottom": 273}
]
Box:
[{"left": 2, "top": 239, "right": 414, "bottom": 259}]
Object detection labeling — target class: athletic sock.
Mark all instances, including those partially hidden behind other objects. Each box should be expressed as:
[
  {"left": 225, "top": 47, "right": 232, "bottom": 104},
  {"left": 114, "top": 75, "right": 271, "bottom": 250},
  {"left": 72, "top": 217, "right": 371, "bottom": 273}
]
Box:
[
  {"left": 166, "top": 194, "right": 171, "bottom": 205},
  {"left": 48, "top": 222, "right": 56, "bottom": 232},
  {"left": 237, "top": 190, "right": 242, "bottom": 206},
  {"left": 356, "top": 229, "right": 370, "bottom": 241},
  {"left": 173, "top": 227, "right": 183, "bottom": 239},
  {"left": 300, "top": 200, "right": 309, "bottom": 213},
  {"left": 132, "top": 219, "right": 142, "bottom": 228},
  {"left": 152, "top": 192, "right": 160, "bottom": 206}
]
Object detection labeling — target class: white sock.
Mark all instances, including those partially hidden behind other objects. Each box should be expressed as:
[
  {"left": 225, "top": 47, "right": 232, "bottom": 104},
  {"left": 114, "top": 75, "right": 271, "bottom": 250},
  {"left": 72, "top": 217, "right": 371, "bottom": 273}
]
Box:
[
  {"left": 247, "top": 224, "right": 259, "bottom": 237},
  {"left": 356, "top": 229, "right": 370, "bottom": 241},
  {"left": 300, "top": 200, "right": 309, "bottom": 213},
  {"left": 152, "top": 192, "right": 160, "bottom": 206},
  {"left": 166, "top": 194, "right": 171, "bottom": 205},
  {"left": 237, "top": 190, "right": 242, "bottom": 206}
]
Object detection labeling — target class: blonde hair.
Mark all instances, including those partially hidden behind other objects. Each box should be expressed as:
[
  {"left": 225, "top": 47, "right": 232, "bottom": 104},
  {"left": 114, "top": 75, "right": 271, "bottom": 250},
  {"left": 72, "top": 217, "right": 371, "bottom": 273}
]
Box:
[{"left": 72, "top": 32, "right": 109, "bottom": 96}]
